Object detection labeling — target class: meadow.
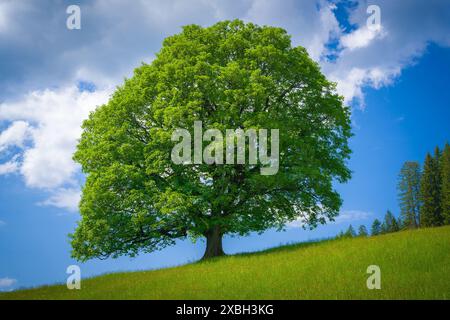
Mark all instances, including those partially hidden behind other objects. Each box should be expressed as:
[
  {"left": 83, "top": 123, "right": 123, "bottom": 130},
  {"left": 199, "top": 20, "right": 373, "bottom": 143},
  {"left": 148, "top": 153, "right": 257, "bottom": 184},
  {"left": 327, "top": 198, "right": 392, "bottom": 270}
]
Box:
[{"left": 1, "top": 226, "right": 449, "bottom": 299}]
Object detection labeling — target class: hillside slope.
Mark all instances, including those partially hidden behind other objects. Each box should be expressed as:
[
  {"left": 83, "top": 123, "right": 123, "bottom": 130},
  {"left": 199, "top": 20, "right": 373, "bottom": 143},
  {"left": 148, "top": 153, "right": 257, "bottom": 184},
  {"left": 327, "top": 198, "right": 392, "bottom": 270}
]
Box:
[{"left": 2, "top": 226, "right": 450, "bottom": 299}]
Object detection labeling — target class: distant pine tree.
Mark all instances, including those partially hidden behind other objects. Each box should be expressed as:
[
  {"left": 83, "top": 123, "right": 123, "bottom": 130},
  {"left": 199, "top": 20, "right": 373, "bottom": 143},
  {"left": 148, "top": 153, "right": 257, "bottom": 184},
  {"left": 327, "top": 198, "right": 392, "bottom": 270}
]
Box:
[
  {"left": 383, "top": 210, "right": 399, "bottom": 233},
  {"left": 441, "top": 143, "right": 450, "bottom": 224},
  {"left": 396, "top": 215, "right": 404, "bottom": 230},
  {"left": 380, "top": 221, "right": 388, "bottom": 234},
  {"left": 358, "top": 225, "right": 368, "bottom": 237},
  {"left": 420, "top": 148, "right": 443, "bottom": 227},
  {"left": 391, "top": 216, "right": 400, "bottom": 232},
  {"left": 336, "top": 231, "right": 345, "bottom": 239},
  {"left": 398, "top": 161, "right": 421, "bottom": 228},
  {"left": 344, "top": 224, "right": 356, "bottom": 238},
  {"left": 371, "top": 219, "right": 382, "bottom": 236}
]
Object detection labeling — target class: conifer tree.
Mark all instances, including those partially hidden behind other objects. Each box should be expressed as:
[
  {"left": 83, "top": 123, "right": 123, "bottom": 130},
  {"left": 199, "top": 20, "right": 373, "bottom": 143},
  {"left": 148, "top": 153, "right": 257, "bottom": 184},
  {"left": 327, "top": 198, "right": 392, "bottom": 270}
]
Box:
[
  {"left": 391, "top": 216, "right": 400, "bottom": 232},
  {"left": 383, "top": 210, "right": 399, "bottom": 233},
  {"left": 398, "top": 162, "right": 421, "bottom": 228},
  {"left": 358, "top": 225, "right": 368, "bottom": 237},
  {"left": 380, "top": 221, "right": 388, "bottom": 234},
  {"left": 420, "top": 148, "right": 443, "bottom": 227},
  {"left": 344, "top": 224, "right": 356, "bottom": 238},
  {"left": 336, "top": 231, "right": 345, "bottom": 239},
  {"left": 441, "top": 143, "right": 450, "bottom": 224},
  {"left": 371, "top": 219, "right": 382, "bottom": 236}
]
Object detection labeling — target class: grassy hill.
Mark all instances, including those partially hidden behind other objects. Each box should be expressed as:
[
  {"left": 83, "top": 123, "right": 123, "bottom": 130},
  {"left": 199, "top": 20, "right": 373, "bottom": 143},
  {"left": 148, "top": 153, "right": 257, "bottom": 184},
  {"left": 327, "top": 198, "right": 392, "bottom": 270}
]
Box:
[{"left": 2, "top": 226, "right": 450, "bottom": 300}]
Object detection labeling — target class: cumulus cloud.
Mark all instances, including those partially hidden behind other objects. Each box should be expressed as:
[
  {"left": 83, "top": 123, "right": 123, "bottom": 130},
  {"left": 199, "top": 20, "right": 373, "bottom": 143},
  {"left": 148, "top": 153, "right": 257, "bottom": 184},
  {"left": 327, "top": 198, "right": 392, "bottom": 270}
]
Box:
[
  {"left": 323, "top": 0, "right": 450, "bottom": 105},
  {"left": 287, "top": 209, "right": 372, "bottom": 228},
  {"left": 0, "top": 120, "right": 32, "bottom": 152},
  {"left": 0, "top": 0, "right": 341, "bottom": 97},
  {"left": 0, "top": 158, "right": 20, "bottom": 175},
  {"left": 243, "top": 0, "right": 340, "bottom": 61},
  {"left": 340, "top": 25, "right": 386, "bottom": 51},
  {"left": 0, "top": 277, "right": 16, "bottom": 288},
  {"left": 1, "top": 0, "right": 449, "bottom": 102},
  {"left": 329, "top": 66, "right": 400, "bottom": 107},
  {"left": 333, "top": 210, "right": 372, "bottom": 224},
  {"left": 38, "top": 188, "right": 81, "bottom": 212},
  {"left": 0, "top": 0, "right": 25, "bottom": 35},
  {"left": 0, "top": 86, "right": 110, "bottom": 210},
  {"left": 0, "top": 86, "right": 111, "bottom": 188}
]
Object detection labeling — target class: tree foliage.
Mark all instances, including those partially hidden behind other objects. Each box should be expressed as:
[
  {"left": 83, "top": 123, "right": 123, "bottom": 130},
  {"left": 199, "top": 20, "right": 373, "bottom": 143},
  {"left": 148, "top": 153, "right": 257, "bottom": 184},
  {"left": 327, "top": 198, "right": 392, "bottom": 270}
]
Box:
[
  {"left": 344, "top": 224, "right": 356, "bottom": 238},
  {"left": 398, "top": 161, "right": 421, "bottom": 228},
  {"left": 71, "top": 20, "right": 352, "bottom": 261},
  {"left": 371, "top": 219, "right": 382, "bottom": 236},
  {"left": 420, "top": 148, "right": 443, "bottom": 227},
  {"left": 382, "top": 210, "right": 399, "bottom": 233},
  {"left": 357, "top": 225, "right": 368, "bottom": 237},
  {"left": 441, "top": 143, "right": 450, "bottom": 224}
]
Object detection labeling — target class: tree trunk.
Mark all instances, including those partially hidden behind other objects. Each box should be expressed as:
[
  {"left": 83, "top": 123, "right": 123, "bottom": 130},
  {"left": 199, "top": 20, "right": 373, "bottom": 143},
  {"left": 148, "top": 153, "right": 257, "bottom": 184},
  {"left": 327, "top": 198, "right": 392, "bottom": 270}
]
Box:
[{"left": 202, "top": 226, "right": 225, "bottom": 259}]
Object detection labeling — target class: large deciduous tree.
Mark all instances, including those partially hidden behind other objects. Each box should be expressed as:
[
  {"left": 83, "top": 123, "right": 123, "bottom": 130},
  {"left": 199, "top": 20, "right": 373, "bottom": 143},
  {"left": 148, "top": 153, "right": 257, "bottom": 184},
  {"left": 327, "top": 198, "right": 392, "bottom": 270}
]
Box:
[{"left": 71, "top": 20, "right": 352, "bottom": 261}]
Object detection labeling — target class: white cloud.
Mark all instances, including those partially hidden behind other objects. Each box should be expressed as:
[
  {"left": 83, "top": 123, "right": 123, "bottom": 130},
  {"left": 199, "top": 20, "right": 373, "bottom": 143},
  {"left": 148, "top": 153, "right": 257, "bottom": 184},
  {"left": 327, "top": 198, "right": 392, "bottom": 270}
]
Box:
[
  {"left": 0, "top": 5, "right": 7, "bottom": 34},
  {"left": 323, "top": 0, "right": 450, "bottom": 105},
  {"left": 332, "top": 210, "right": 372, "bottom": 224},
  {"left": 0, "top": 86, "right": 110, "bottom": 211},
  {"left": 0, "top": 86, "right": 111, "bottom": 189},
  {"left": 243, "top": 0, "right": 340, "bottom": 61},
  {"left": 329, "top": 66, "right": 401, "bottom": 107},
  {"left": 0, "top": 277, "right": 16, "bottom": 288},
  {"left": 287, "top": 217, "right": 306, "bottom": 228},
  {"left": 287, "top": 209, "right": 372, "bottom": 228},
  {"left": 0, "top": 158, "right": 19, "bottom": 175},
  {"left": 38, "top": 188, "right": 81, "bottom": 212},
  {"left": 1, "top": 0, "right": 450, "bottom": 104},
  {"left": 0, "top": 0, "right": 23, "bottom": 34},
  {"left": 340, "top": 26, "right": 386, "bottom": 51},
  {"left": 0, "top": 120, "right": 32, "bottom": 152},
  {"left": 0, "top": 220, "right": 5, "bottom": 227}
]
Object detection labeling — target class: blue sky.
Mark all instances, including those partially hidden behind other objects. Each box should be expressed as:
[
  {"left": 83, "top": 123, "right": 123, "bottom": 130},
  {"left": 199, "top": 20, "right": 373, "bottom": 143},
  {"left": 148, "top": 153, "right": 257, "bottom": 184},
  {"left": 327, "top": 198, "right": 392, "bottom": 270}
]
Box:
[{"left": 0, "top": 0, "right": 449, "bottom": 290}]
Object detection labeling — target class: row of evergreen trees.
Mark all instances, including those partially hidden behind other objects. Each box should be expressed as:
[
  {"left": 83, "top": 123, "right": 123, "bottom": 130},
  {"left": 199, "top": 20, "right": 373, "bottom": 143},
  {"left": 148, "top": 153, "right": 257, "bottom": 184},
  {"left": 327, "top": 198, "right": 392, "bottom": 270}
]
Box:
[
  {"left": 337, "top": 143, "right": 450, "bottom": 238},
  {"left": 398, "top": 143, "right": 450, "bottom": 227},
  {"left": 336, "top": 210, "right": 399, "bottom": 239}
]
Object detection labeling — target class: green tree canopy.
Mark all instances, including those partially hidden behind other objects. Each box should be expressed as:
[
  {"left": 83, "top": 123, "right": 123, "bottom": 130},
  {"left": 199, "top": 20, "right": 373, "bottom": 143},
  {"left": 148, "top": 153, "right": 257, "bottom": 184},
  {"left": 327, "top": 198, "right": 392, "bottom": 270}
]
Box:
[{"left": 71, "top": 20, "right": 352, "bottom": 261}]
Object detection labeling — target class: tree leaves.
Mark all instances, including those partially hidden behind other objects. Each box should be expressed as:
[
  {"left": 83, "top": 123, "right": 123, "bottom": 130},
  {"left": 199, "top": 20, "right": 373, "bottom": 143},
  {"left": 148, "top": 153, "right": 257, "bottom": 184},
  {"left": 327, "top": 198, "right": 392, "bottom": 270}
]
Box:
[{"left": 71, "top": 20, "right": 352, "bottom": 261}]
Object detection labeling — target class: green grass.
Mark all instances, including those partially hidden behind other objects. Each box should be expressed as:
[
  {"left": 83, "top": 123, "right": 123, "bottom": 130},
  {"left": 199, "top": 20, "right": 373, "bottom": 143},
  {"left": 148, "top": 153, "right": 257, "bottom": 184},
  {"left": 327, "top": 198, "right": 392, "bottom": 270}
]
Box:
[{"left": 2, "top": 226, "right": 450, "bottom": 300}]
